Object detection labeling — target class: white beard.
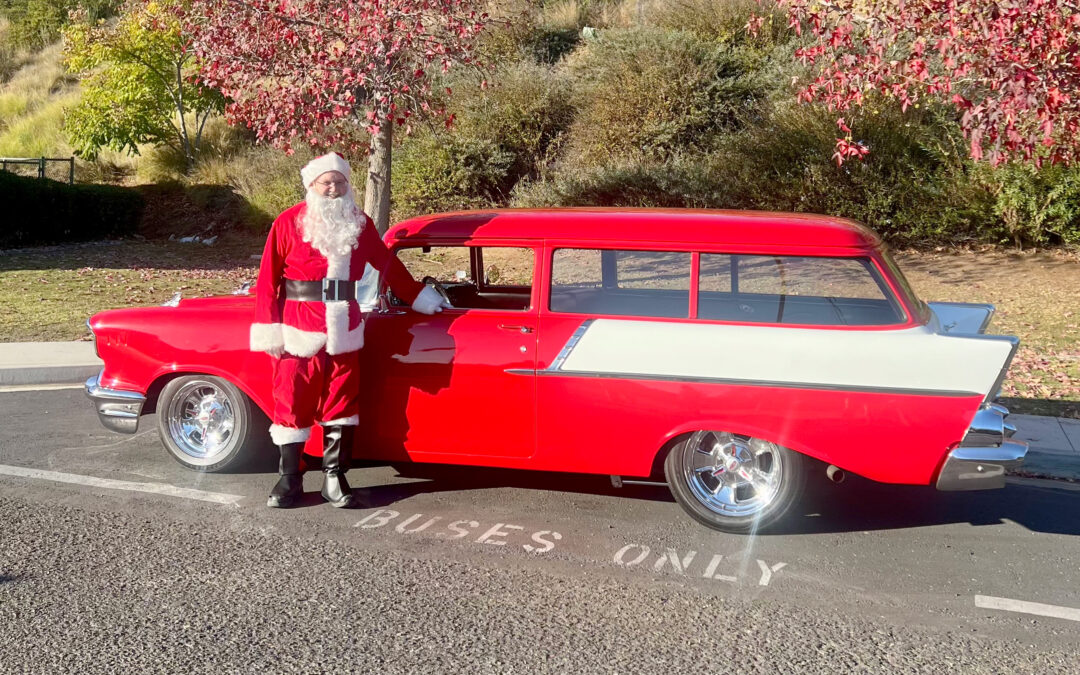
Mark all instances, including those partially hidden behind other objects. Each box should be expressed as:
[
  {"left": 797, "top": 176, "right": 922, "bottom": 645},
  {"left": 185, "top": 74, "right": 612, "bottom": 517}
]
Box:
[{"left": 300, "top": 187, "right": 363, "bottom": 258}]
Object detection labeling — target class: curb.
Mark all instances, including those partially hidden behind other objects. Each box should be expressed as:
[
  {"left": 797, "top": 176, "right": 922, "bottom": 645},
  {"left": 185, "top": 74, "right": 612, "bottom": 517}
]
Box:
[{"left": 0, "top": 364, "right": 102, "bottom": 387}]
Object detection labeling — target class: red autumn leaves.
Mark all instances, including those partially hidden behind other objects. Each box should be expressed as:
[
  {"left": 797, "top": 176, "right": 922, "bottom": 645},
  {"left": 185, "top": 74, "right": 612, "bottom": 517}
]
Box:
[{"left": 752, "top": 0, "right": 1080, "bottom": 167}]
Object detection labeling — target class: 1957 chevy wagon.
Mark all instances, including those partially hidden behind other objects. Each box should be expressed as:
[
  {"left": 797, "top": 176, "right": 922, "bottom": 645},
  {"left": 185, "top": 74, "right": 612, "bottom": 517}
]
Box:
[{"left": 85, "top": 209, "right": 1027, "bottom": 532}]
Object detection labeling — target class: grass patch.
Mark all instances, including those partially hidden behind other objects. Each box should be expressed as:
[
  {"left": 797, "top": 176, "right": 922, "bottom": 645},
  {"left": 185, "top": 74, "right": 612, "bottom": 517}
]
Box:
[
  {"left": 0, "top": 91, "right": 80, "bottom": 158},
  {"left": 0, "top": 235, "right": 263, "bottom": 341}
]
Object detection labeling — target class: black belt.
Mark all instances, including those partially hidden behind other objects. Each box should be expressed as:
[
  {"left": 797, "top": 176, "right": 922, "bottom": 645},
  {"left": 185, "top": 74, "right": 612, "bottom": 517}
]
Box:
[{"left": 284, "top": 279, "right": 359, "bottom": 302}]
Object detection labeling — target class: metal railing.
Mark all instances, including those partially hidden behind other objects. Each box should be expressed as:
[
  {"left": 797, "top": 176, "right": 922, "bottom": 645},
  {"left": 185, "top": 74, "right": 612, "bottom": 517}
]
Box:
[{"left": 0, "top": 156, "right": 75, "bottom": 184}]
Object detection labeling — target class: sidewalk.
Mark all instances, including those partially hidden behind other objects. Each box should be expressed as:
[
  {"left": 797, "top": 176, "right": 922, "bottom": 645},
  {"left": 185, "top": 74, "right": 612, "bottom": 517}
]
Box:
[
  {"left": 0, "top": 341, "right": 1076, "bottom": 482},
  {"left": 0, "top": 341, "right": 101, "bottom": 386}
]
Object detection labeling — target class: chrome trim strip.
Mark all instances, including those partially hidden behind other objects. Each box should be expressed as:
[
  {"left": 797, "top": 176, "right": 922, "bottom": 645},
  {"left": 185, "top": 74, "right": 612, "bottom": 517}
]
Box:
[
  {"left": 505, "top": 368, "right": 534, "bottom": 377},
  {"left": 532, "top": 368, "right": 978, "bottom": 398},
  {"left": 936, "top": 440, "right": 1028, "bottom": 491},
  {"left": 548, "top": 319, "right": 593, "bottom": 372},
  {"left": 84, "top": 371, "right": 146, "bottom": 434}
]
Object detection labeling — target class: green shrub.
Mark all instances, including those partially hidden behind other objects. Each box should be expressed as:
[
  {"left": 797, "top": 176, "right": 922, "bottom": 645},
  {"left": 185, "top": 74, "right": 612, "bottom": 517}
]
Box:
[
  {"left": 561, "top": 27, "right": 770, "bottom": 166},
  {"left": 393, "top": 61, "right": 574, "bottom": 219},
  {"left": 189, "top": 144, "right": 314, "bottom": 228},
  {"left": 0, "top": 0, "right": 118, "bottom": 50},
  {"left": 515, "top": 100, "right": 1010, "bottom": 247},
  {"left": 985, "top": 163, "right": 1080, "bottom": 247},
  {"left": 641, "top": 0, "right": 792, "bottom": 46},
  {"left": 708, "top": 100, "right": 997, "bottom": 245},
  {"left": 512, "top": 152, "right": 729, "bottom": 208},
  {"left": 394, "top": 135, "right": 516, "bottom": 217},
  {"left": 0, "top": 169, "right": 143, "bottom": 247}
]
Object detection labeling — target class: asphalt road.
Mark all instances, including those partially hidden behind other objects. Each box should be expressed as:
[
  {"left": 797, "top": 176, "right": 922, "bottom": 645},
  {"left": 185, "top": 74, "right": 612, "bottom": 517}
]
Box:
[{"left": 1, "top": 388, "right": 1079, "bottom": 673}]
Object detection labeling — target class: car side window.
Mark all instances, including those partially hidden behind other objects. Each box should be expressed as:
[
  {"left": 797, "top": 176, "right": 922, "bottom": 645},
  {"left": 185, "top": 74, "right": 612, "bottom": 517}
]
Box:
[
  {"left": 697, "top": 254, "right": 904, "bottom": 325},
  {"left": 393, "top": 245, "right": 534, "bottom": 311},
  {"left": 550, "top": 249, "right": 690, "bottom": 318}
]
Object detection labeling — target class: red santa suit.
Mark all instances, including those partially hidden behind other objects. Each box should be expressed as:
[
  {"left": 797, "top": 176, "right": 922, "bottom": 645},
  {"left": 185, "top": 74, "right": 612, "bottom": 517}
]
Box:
[{"left": 249, "top": 201, "right": 444, "bottom": 445}]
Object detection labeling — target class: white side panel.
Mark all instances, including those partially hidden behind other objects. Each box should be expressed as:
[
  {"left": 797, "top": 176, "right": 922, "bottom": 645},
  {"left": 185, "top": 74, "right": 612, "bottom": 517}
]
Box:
[{"left": 558, "top": 319, "right": 1014, "bottom": 396}]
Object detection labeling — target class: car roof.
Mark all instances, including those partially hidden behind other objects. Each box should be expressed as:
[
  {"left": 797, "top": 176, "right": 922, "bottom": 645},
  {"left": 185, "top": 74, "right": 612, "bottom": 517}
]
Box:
[{"left": 387, "top": 208, "right": 882, "bottom": 249}]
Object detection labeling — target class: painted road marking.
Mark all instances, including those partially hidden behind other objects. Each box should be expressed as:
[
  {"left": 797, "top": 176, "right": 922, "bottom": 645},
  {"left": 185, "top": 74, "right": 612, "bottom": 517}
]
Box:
[
  {"left": 0, "top": 383, "right": 85, "bottom": 393},
  {"left": 0, "top": 464, "right": 243, "bottom": 506},
  {"left": 354, "top": 509, "right": 563, "bottom": 553},
  {"left": 975, "top": 595, "right": 1080, "bottom": 622},
  {"left": 613, "top": 544, "right": 788, "bottom": 586}
]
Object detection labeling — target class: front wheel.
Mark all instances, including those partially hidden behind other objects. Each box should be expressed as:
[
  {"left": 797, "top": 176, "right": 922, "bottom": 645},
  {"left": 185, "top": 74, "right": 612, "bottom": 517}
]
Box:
[
  {"left": 664, "top": 430, "right": 806, "bottom": 533},
  {"left": 156, "top": 375, "right": 256, "bottom": 472}
]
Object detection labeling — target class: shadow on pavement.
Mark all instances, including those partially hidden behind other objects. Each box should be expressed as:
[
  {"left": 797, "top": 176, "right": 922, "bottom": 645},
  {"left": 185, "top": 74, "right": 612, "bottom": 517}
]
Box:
[{"left": 354, "top": 463, "right": 1080, "bottom": 536}]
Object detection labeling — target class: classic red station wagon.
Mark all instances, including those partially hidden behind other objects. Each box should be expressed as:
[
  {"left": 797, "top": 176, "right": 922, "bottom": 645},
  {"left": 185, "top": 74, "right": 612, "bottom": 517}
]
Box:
[{"left": 86, "top": 209, "right": 1027, "bottom": 532}]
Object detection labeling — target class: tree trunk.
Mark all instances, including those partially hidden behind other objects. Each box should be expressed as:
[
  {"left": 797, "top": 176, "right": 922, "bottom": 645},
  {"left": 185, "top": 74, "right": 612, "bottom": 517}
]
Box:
[{"left": 364, "top": 122, "right": 393, "bottom": 235}]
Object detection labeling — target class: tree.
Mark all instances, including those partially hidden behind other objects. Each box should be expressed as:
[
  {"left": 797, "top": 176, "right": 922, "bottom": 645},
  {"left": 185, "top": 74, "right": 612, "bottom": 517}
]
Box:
[
  {"left": 751, "top": 0, "right": 1080, "bottom": 166},
  {"left": 63, "top": 0, "right": 224, "bottom": 171},
  {"left": 181, "top": 0, "right": 493, "bottom": 233}
]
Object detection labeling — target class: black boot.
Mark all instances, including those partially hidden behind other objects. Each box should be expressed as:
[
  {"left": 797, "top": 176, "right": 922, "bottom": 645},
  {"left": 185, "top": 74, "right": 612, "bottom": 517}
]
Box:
[
  {"left": 267, "top": 442, "right": 305, "bottom": 508},
  {"left": 321, "top": 425, "right": 359, "bottom": 508}
]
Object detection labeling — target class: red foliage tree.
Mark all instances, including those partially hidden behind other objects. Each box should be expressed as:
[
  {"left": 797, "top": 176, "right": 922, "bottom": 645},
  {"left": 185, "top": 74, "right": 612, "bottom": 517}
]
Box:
[
  {"left": 751, "top": 0, "right": 1080, "bottom": 166},
  {"left": 181, "top": 0, "right": 492, "bottom": 231}
]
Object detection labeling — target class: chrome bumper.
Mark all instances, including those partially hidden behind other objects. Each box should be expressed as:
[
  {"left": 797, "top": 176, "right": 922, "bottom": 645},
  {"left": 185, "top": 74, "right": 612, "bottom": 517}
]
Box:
[
  {"left": 84, "top": 371, "right": 146, "bottom": 434},
  {"left": 936, "top": 403, "right": 1027, "bottom": 491}
]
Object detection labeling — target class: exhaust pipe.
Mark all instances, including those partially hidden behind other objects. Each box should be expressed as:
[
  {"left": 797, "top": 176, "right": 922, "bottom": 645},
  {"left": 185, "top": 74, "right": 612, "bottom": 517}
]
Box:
[{"left": 826, "top": 464, "right": 846, "bottom": 484}]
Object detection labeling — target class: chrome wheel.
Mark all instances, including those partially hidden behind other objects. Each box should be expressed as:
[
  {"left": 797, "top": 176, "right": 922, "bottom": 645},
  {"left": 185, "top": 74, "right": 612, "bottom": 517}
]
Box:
[
  {"left": 165, "top": 379, "right": 236, "bottom": 465},
  {"left": 157, "top": 375, "right": 256, "bottom": 472},
  {"left": 682, "top": 430, "right": 783, "bottom": 517}
]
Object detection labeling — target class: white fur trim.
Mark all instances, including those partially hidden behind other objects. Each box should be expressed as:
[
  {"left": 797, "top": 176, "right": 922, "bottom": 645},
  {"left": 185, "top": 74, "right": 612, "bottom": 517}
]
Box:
[
  {"left": 324, "top": 300, "right": 364, "bottom": 355},
  {"left": 412, "top": 285, "right": 445, "bottom": 315},
  {"left": 250, "top": 323, "right": 284, "bottom": 353},
  {"left": 320, "top": 415, "right": 359, "bottom": 427},
  {"left": 325, "top": 252, "right": 351, "bottom": 281},
  {"left": 282, "top": 324, "right": 327, "bottom": 357},
  {"left": 269, "top": 424, "right": 311, "bottom": 444},
  {"left": 301, "top": 152, "right": 351, "bottom": 187}
]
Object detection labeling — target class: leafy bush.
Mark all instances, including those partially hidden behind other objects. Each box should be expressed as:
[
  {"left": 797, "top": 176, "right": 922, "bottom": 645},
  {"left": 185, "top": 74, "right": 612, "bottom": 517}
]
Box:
[
  {"left": 560, "top": 28, "right": 770, "bottom": 166},
  {"left": 190, "top": 144, "right": 315, "bottom": 228},
  {"left": 393, "top": 61, "right": 574, "bottom": 219},
  {"left": 0, "top": 169, "right": 142, "bottom": 247},
  {"left": 985, "top": 163, "right": 1080, "bottom": 247},
  {"left": 512, "top": 152, "right": 729, "bottom": 208},
  {"left": 515, "top": 100, "right": 1013, "bottom": 247},
  {"left": 0, "top": 0, "right": 118, "bottom": 50},
  {"left": 640, "top": 0, "right": 792, "bottom": 46}
]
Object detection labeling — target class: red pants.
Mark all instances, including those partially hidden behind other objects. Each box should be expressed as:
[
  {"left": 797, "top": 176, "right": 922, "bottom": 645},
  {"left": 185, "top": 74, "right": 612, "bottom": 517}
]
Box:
[{"left": 272, "top": 350, "right": 361, "bottom": 431}]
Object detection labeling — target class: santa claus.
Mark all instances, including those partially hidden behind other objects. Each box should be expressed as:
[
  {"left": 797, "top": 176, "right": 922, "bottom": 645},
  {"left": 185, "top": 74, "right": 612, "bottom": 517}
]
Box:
[{"left": 249, "top": 152, "right": 447, "bottom": 508}]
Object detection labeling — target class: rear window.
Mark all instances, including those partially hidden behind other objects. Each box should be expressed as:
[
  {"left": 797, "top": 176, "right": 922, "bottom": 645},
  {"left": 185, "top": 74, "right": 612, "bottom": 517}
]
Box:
[
  {"left": 550, "top": 249, "right": 690, "bottom": 318},
  {"left": 698, "top": 254, "right": 904, "bottom": 325}
]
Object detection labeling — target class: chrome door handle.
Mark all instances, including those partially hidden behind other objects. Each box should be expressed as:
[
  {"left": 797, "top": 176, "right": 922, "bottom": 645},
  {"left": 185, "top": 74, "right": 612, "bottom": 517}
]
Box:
[{"left": 499, "top": 324, "right": 533, "bottom": 334}]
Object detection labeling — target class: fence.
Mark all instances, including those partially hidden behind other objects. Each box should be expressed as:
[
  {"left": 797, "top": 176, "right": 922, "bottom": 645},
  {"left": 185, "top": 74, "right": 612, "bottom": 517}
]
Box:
[{"left": 0, "top": 156, "right": 75, "bottom": 184}]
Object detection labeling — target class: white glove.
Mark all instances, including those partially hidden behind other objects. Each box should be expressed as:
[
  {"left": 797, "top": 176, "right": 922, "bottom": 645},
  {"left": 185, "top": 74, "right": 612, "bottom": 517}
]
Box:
[{"left": 412, "top": 285, "right": 452, "bottom": 315}]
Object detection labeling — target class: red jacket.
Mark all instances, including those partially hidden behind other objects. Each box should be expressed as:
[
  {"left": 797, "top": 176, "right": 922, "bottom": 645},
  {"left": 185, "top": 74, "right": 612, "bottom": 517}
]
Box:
[{"left": 249, "top": 202, "right": 426, "bottom": 356}]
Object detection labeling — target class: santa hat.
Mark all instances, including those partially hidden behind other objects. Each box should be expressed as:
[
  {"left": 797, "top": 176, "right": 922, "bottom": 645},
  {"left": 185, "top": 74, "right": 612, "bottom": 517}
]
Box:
[{"left": 301, "top": 152, "right": 352, "bottom": 188}]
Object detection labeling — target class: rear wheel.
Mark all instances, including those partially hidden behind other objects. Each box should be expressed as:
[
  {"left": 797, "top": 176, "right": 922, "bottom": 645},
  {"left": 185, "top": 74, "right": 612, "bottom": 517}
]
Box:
[
  {"left": 664, "top": 430, "right": 805, "bottom": 533},
  {"left": 156, "top": 375, "right": 255, "bottom": 472}
]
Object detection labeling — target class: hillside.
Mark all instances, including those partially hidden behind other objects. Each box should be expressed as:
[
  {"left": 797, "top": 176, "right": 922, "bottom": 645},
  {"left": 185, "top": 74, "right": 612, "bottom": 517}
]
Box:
[{"left": 0, "top": 1, "right": 1079, "bottom": 247}]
